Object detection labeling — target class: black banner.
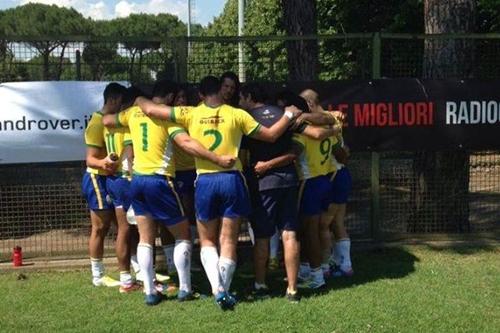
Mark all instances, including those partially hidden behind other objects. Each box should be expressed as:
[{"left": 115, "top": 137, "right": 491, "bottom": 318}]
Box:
[{"left": 276, "top": 79, "right": 500, "bottom": 151}]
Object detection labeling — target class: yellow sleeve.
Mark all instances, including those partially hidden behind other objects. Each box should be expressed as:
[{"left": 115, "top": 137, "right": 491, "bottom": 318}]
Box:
[
  {"left": 117, "top": 109, "right": 131, "bottom": 127},
  {"left": 235, "top": 108, "right": 261, "bottom": 136},
  {"left": 170, "top": 106, "right": 192, "bottom": 128},
  {"left": 167, "top": 123, "right": 187, "bottom": 140},
  {"left": 292, "top": 133, "right": 306, "bottom": 148},
  {"left": 84, "top": 113, "right": 104, "bottom": 148}
]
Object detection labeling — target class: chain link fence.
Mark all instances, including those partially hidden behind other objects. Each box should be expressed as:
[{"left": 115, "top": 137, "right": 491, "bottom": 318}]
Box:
[{"left": 0, "top": 34, "right": 498, "bottom": 260}]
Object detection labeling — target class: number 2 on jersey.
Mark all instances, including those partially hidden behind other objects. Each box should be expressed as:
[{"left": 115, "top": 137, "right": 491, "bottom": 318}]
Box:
[
  {"left": 140, "top": 122, "right": 148, "bottom": 151},
  {"left": 203, "top": 129, "right": 223, "bottom": 151}
]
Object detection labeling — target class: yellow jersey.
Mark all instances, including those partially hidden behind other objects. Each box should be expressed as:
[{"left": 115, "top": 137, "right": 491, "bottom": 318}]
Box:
[
  {"left": 293, "top": 132, "right": 338, "bottom": 179},
  {"left": 84, "top": 111, "right": 107, "bottom": 175},
  {"left": 103, "top": 126, "right": 132, "bottom": 175},
  {"left": 117, "top": 106, "right": 186, "bottom": 177},
  {"left": 171, "top": 104, "right": 260, "bottom": 174}
]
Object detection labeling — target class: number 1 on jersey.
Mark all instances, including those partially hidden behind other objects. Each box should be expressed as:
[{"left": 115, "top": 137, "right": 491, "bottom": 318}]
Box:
[{"left": 140, "top": 122, "right": 148, "bottom": 151}]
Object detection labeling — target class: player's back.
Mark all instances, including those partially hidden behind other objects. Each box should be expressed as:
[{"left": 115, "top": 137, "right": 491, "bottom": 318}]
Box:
[
  {"left": 294, "top": 132, "right": 338, "bottom": 179},
  {"left": 119, "top": 106, "right": 183, "bottom": 177},
  {"left": 176, "top": 103, "right": 259, "bottom": 174}
]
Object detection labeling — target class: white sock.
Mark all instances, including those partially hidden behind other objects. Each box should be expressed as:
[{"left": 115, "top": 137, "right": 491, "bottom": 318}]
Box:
[
  {"left": 269, "top": 230, "right": 280, "bottom": 259},
  {"left": 334, "top": 242, "right": 342, "bottom": 266},
  {"left": 200, "top": 246, "right": 223, "bottom": 295},
  {"left": 137, "top": 243, "right": 156, "bottom": 295},
  {"left": 174, "top": 240, "right": 192, "bottom": 293},
  {"left": 218, "top": 256, "right": 236, "bottom": 292},
  {"left": 120, "top": 271, "right": 133, "bottom": 286},
  {"left": 299, "top": 262, "right": 311, "bottom": 278},
  {"left": 311, "top": 267, "right": 325, "bottom": 285},
  {"left": 254, "top": 282, "right": 268, "bottom": 290},
  {"left": 130, "top": 254, "right": 140, "bottom": 274},
  {"left": 337, "top": 238, "right": 352, "bottom": 270},
  {"left": 321, "top": 263, "right": 330, "bottom": 274},
  {"left": 90, "top": 257, "right": 104, "bottom": 280},
  {"left": 163, "top": 244, "right": 176, "bottom": 273}
]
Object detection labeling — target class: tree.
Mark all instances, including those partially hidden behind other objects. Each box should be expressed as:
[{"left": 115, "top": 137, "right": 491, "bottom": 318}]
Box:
[
  {"left": 409, "top": 0, "right": 476, "bottom": 232},
  {"left": 0, "top": 3, "right": 90, "bottom": 80},
  {"left": 281, "top": 0, "right": 318, "bottom": 80},
  {"left": 107, "top": 13, "right": 186, "bottom": 83}
]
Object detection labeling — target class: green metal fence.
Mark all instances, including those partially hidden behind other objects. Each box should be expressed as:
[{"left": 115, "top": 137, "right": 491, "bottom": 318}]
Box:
[{"left": 0, "top": 34, "right": 498, "bottom": 260}]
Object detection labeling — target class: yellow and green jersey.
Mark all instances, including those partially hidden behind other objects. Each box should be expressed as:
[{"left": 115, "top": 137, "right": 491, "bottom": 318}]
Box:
[
  {"left": 84, "top": 111, "right": 107, "bottom": 175},
  {"left": 117, "top": 106, "right": 186, "bottom": 177},
  {"left": 171, "top": 104, "right": 260, "bottom": 174},
  {"left": 293, "top": 132, "right": 338, "bottom": 179},
  {"left": 103, "top": 126, "right": 132, "bottom": 175}
]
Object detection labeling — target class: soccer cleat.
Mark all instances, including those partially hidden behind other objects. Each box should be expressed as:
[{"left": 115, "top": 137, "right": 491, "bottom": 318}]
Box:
[
  {"left": 93, "top": 275, "right": 121, "bottom": 287},
  {"left": 268, "top": 257, "right": 280, "bottom": 271},
  {"left": 154, "top": 273, "right": 170, "bottom": 282},
  {"left": 251, "top": 285, "right": 270, "bottom": 300},
  {"left": 331, "top": 266, "right": 354, "bottom": 278},
  {"left": 144, "top": 293, "right": 162, "bottom": 306},
  {"left": 215, "top": 291, "right": 237, "bottom": 310},
  {"left": 119, "top": 283, "right": 142, "bottom": 294},
  {"left": 285, "top": 290, "right": 300, "bottom": 303},
  {"left": 177, "top": 290, "right": 194, "bottom": 302},
  {"left": 297, "top": 278, "right": 326, "bottom": 289}
]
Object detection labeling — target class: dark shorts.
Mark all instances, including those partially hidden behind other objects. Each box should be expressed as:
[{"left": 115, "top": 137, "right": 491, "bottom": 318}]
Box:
[
  {"left": 130, "top": 175, "right": 185, "bottom": 226},
  {"left": 82, "top": 173, "right": 113, "bottom": 211},
  {"left": 106, "top": 176, "right": 132, "bottom": 211},
  {"left": 195, "top": 171, "right": 251, "bottom": 222},
  {"left": 299, "top": 175, "right": 331, "bottom": 216},
  {"left": 329, "top": 167, "right": 352, "bottom": 204},
  {"left": 175, "top": 169, "right": 196, "bottom": 196},
  {"left": 250, "top": 186, "right": 300, "bottom": 238}
]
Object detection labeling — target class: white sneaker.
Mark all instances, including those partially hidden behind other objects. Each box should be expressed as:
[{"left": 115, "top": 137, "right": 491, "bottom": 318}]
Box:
[{"left": 93, "top": 275, "right": 121, "bottom": 287}]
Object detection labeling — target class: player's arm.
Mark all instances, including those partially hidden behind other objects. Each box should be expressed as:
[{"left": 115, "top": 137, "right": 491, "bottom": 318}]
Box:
[
  {"left": 173, "top": 132, "right": 236, "bottom": 169},
  {"left": 254, "top": 152, "right": 297, "bottom": 176},
  {"left": 86, "top": 146, "right": 118, "bottom": 173},
  {"left": 300, "top": 124, "right": 341, "bottom": 140},
  {"left": 122, "top": 143, "right": 134, "bottom": 174},
  {"left": 250, "top": 105, "right": 302, "bottom": 142},
  {"left": 135, "top": 96, "right": 173, "bottom": 120}
]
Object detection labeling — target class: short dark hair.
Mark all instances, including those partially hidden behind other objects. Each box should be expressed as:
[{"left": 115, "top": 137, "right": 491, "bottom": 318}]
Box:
[
  {"left": 220, "top": 71, "right": 239, "bottom": 85},
  {"left": 122, "top": 85, "right": 145, "bottom": 108},
  {"left": 103, "top": 82, "right": 127, "bottom": 103},
  {"left": 152, "top": 79, "right": 178, "bottom": 98},
  {"left": 199, "top": 76, "right": 221, "bottom": 96},
  {"left": 275, "top": 90, "right": 310, "bottom": 113},
  {"left": 240, "top": 83, "right": 267, "bottom": 103}
]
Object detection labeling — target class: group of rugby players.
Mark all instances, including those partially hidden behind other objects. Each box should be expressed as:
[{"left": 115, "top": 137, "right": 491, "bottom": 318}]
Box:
[{"left": 82, "top": 71, "right": 353, "bottom": 308}]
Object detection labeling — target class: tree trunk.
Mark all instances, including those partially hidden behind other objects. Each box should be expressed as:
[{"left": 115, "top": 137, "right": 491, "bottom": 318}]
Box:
[
  {"left": 281, "top": 0, "right": 318, "bottom": 81},
  {"left": 410, "top": 0, "right": 475, "bottom": 233},
  {"left": 56, "top": 42, "right": 68, "bottom": 80}
]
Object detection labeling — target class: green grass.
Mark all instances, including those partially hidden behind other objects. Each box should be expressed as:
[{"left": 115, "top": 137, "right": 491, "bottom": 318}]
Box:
[{"left": 1, "top": 245, "right": 499, "bottom": 333}]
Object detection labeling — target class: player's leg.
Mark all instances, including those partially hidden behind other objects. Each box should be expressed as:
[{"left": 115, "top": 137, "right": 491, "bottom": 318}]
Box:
[
  {"left": 218, "top": 216, "right": 241, "bottom": 293},
  {"left": 166, "top": 218, "right": 193, "bottom": 299},
  {"left": 197, "top": 218, "right": 224, "bottom": 296},
  {"left": 159, "top": 225, "right": 176, "bottom": 274},
  {"left": 268, "top": 229, "right": 280, "bottom": 270},
  {"left": 82, "top": 172, "right": 114, "bottom": 286}
]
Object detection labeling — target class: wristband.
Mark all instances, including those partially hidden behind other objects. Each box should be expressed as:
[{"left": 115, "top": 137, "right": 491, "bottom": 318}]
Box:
[{"left": 284, "top": 110, "right": 294, "bottom": 120}]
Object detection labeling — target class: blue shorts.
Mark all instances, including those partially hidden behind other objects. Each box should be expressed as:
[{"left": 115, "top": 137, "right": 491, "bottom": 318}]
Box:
[
  {"left": 329, "top": 167, "right": 352, "bottom": 204},
  {"left": 250, "top": 186, "right": 299, "bottom": 238},
  {"left": 175, "top": 169, "right": 196, "bottom": 196},
  {"left": 195, "top": 171, "right": 251, "bottom": 222},
  {"left": 82, "top": 172, "right": 113, "bottom": 211},
  {"left": 299, "top": 175, "right": 331, "bottom": 216},
  {"left": 106, "top": 176, "right": 132, "bottom": 211},
  {"left": 130, "top": 175, "right": 185, "bottom": 226}
]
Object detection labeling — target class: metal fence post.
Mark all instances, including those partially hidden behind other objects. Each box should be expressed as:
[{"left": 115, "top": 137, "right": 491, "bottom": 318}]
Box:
[
  {"left": 75, "top": 49, "right": 81, "bottom": 81},
  {"left": 174, "top": 37, "right": 188, "bottom": 83},
  {"left": 371, "top": 32, "right": 381, "bottom": 240}
]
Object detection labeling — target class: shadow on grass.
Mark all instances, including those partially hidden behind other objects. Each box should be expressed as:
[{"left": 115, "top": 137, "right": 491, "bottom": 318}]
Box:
[
  {"left": 187, "top": 245, "right": 419, "bottom": 303},
  {"left": 423, "top": 241, "right": 499, "bottom": 255}
]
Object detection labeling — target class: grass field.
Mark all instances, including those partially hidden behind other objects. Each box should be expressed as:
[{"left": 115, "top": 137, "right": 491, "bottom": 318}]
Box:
[{"left": 1, "top": 244, "right": 499, "bottom": 333}]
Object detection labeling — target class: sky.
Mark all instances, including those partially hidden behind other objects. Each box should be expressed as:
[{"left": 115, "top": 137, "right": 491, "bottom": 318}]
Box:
[{"left": 0, "top": 0, "right": 227, "bottom": 26}]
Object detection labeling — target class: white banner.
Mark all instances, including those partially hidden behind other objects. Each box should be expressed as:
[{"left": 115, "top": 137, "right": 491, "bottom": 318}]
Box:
[{"left": 0, "top": 81, "right": 126, "bottom": 164}]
